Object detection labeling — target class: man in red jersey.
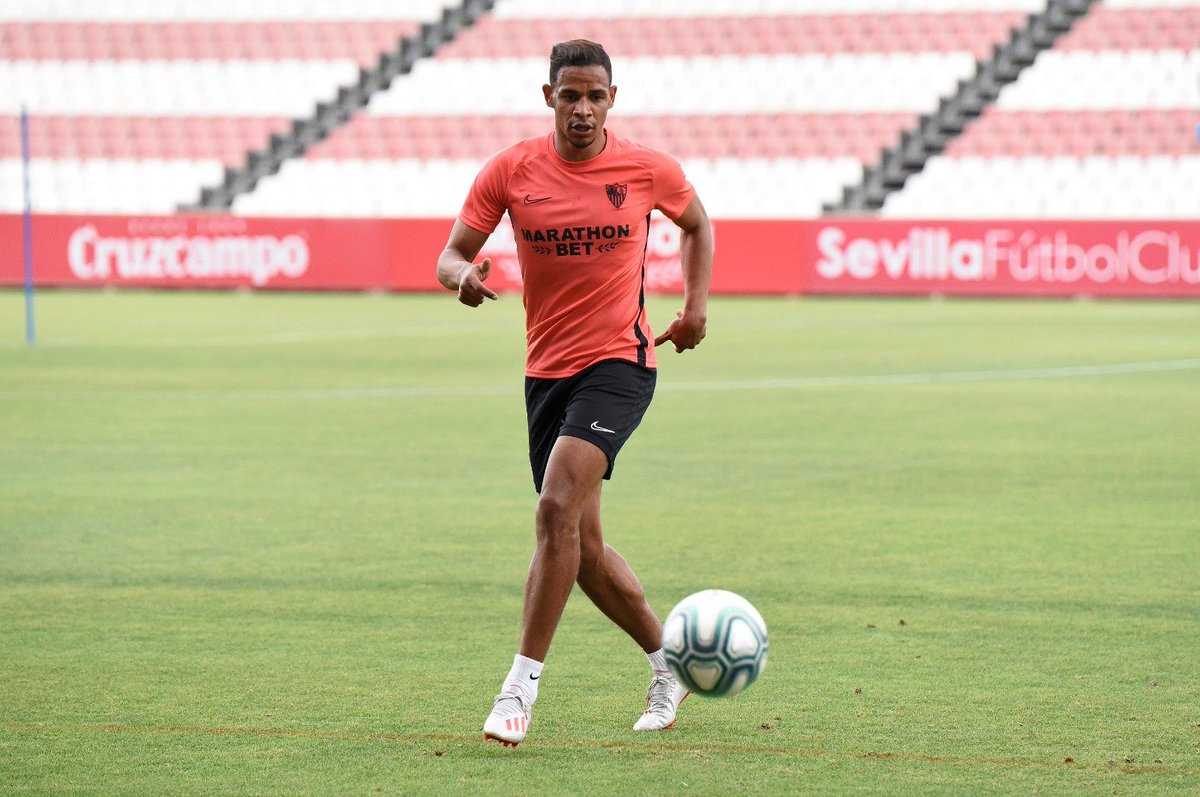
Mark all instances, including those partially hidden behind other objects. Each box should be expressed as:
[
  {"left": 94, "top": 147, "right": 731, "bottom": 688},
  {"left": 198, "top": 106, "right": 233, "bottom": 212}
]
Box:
[{"left": 436, "top": 39, "right": 713, "bottom": 748}]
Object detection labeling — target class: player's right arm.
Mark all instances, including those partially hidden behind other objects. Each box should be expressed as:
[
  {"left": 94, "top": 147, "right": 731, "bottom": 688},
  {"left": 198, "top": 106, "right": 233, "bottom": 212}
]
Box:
[{"left": 437, "top": 220, "right": 497, "bottom": 307}]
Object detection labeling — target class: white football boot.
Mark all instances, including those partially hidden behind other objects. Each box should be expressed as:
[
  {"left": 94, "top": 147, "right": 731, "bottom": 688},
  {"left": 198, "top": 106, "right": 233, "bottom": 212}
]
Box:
[
  {"left": 483, "top": 689, "right": 532, "bottom": 748},
  {"left": 633, "top": 674, "right": 689, "bottom": 731}
]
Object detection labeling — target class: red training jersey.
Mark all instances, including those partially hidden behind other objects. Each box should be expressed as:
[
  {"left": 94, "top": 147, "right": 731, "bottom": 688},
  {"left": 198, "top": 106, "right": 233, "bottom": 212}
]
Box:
[{"left": 458, "top": 131, "right": 694, "bottom": 378}]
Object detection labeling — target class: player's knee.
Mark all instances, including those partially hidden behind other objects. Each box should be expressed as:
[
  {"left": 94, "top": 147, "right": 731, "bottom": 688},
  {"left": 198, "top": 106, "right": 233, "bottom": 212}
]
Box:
[{"left": 535, "top": 492, "right": 580, "bottom": 547}]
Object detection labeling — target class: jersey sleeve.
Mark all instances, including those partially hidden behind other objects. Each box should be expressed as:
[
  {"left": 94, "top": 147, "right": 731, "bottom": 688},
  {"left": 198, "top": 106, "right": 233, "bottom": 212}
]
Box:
[
  {"left": 651, "top": 151, "right": 695, "bottom": 221},
  {"left": 458, "top": 151, "right": 511, "bottom": 234}
]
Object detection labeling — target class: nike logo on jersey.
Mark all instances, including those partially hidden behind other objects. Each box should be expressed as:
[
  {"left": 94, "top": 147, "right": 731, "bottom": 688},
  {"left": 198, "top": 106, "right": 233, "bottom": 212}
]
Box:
[
  {"left": 523, "top": 195, "right": 552, "bottom": 205},
  {"left": 590, "top": 421, "right": 616, "bottom": 434}
]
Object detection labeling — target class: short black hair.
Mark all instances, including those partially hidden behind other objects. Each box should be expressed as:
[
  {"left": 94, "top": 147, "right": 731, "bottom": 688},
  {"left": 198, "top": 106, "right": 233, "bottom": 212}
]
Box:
[{"left": 548, "top": 39, "right": 612, "bottom": 86}]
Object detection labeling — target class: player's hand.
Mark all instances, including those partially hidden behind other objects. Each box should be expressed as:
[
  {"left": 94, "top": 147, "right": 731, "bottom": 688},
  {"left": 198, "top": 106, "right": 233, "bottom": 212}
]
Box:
[
  {"left": 654, "top": 309, "right": 706, "bottom": 353},
  {"left": 456, "top": 258, "right": 497, "bottom": 307}
]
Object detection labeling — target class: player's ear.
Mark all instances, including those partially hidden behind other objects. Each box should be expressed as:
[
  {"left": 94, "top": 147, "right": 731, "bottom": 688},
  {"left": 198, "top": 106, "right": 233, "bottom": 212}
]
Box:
[
  {"left": 608, "top": 85, "right": 617, "bottom": 107},
  {"left": 543, "top": 83, "right": 554, "bottom": 107}
]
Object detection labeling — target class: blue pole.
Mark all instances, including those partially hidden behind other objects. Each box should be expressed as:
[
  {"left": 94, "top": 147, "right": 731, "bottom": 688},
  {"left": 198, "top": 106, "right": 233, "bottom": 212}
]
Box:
[{"left": 20, "top": 105, "right": 35, "bottom": 345}]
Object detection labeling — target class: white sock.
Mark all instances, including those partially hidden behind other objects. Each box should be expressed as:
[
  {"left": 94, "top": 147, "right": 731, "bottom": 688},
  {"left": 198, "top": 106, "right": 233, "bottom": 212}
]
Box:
[
  {"left": 646, "top": 649, "right": 670, "bottom": 676},
  {"left": 502, "top": 654, "right": 543, "bottom": 703}
]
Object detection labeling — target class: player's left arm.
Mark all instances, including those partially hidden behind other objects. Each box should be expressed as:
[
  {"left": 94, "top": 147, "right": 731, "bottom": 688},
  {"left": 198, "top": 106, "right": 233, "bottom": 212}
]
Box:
[{"left": 655, "top": 193, "right": 713, "bottom": 353}]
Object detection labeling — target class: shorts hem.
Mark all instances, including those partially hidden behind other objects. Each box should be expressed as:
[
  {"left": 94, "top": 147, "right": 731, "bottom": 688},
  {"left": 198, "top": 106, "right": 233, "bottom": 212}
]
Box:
[{"left": 558, "top": 427, "right": 617, "bottom": 480}]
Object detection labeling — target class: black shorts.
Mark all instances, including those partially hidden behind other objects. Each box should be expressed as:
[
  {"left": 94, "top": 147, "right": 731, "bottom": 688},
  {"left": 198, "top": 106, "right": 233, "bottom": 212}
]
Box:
[{"left": 525, "top": 358, "right": 657, "bottom": 493}]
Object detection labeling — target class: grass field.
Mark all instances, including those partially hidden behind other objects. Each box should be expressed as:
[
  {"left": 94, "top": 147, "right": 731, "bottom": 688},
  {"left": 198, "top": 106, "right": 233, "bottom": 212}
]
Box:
[{"left": 2, "top": 290, "right": 1199, "bottom": 795}]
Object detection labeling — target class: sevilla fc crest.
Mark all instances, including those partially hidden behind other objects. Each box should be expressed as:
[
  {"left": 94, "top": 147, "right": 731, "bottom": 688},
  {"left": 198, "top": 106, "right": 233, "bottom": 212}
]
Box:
[{"left": 605, "top": 183, "right": 628, "bottom": 209}]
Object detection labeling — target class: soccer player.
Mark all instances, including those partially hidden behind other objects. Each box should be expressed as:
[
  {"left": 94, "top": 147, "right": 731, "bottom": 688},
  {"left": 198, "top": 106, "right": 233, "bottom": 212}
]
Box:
[{"left": 436, "top": 39, "right": 713, "bottom": 747}]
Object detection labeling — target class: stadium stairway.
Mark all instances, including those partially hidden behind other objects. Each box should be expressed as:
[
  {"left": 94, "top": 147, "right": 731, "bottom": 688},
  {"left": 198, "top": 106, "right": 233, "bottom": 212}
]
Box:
[
  {"left": 824, "top": 0, "right": 1098, "bottom": 213},
  {"left": 183, "top": 0, "right": 496, "bottom": 210}
]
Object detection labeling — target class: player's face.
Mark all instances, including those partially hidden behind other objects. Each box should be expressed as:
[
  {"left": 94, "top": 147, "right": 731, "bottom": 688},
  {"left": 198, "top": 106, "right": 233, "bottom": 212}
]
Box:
[{"left": 543, "top": 64, "right": 616, "bottom": 161}]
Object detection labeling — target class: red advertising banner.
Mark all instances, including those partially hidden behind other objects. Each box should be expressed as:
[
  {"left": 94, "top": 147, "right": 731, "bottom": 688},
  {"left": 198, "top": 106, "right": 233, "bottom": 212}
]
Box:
[
  {"left": 0, "top": 213, "right": 803, "bottom": 295},
  {"left": 0, "top": 214, "right": 447, "bottom": 291},
  {"left": 804, "top": 219, "right": 1200, "bottom": 297},
  {"left": 2, "top": 214, "right": 1196, "bottom": 297}
]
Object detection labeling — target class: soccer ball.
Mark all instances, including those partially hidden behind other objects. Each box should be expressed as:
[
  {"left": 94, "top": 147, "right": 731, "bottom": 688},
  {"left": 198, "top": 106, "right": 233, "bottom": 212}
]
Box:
[{"left": 661, "top": 589, "right": 768, "bottom": 698}]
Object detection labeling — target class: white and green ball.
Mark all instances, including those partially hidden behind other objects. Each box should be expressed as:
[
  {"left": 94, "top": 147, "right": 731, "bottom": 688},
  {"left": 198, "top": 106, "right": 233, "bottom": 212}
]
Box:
[{"left": 661, "top": 589, "right": 768, "bottom": 698}]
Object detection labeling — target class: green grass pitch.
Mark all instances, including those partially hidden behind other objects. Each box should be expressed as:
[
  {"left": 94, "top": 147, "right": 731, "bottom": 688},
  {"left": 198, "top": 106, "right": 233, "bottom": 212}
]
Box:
[{"left": 2, "top": 290, "right": 1198, "bottom": 795}]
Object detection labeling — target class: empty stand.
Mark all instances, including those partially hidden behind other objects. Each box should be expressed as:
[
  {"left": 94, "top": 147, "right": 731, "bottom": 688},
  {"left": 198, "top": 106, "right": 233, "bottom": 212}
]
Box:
[
  {"left": 0, "top": 0, "right": 450, "bottom": 213},
  {"left": 237, "top": 0, "right": 1037, "bottom": 219},
  {"left": 436, "top": 13, "right": 1026, "bottom": 60},
  {"left": 0, "top": 21, "right": 421, "bottom": 64},
  {"left": 291, "top": 112, "right": 916, "bottom": 162},
  {"left": 9, "top": 0, "right": 1193, "bottom": 221},
  {"left": 884, "top": 1, "right": 1200, "bottom": 218},
  {"left": 942, "top": 108, "right": 1197, "bottom": 157}
]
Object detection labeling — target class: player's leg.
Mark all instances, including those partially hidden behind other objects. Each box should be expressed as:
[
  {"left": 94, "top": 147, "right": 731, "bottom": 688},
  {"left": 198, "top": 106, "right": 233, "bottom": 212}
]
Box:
[
  {"left": 486, "top": 360, "right": 662, "bottom": 746},
  {"left": 575, "top": 485, "right": 689, "bottom": 731},
  {"left": 483, "top": 434, "right": 607, "bottom": 747},
  {"left": 575, "top": 483, "right": 662, "bottom": 652},
  {"left": 519, "top": 435, "right": 609, "bottom": 661}
]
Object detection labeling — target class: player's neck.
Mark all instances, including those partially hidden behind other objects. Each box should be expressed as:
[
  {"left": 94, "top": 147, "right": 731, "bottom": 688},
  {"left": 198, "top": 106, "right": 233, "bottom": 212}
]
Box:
[{"left": 553, "top": 130, "right": 607, "bottom": 163}]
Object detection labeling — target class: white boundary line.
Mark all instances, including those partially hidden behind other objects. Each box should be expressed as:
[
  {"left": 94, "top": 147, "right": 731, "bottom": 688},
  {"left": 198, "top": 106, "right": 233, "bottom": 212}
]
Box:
[
  {"left": 3, "top": 359, "right": 1198, "bottom": 401},
  {"left": 665, "top": 358, "right": 1200, "bottom": 392},
  {"left": 0, "top": 324, "right": 504, "bottom": 349}
]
